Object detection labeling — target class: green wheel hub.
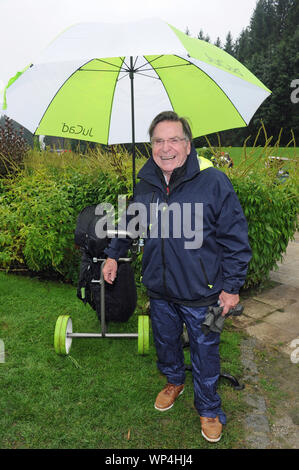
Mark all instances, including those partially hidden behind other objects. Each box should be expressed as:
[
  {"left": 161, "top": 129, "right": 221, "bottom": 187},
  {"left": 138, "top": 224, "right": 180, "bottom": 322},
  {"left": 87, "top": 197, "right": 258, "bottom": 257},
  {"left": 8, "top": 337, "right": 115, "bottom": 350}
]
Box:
[
  {"left": 138, "top": 315, "right": 149, "bottom": 355},
  {"left": 54, "top": 315, "right": 73, "bottom": 355}
]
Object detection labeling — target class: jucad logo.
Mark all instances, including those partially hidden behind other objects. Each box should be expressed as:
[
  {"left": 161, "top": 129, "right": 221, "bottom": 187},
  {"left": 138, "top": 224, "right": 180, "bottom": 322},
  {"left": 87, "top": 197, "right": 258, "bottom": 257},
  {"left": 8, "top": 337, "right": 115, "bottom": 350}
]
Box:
[
  {"left": 62, "top": 122, "right": 94, "bottom": 138},
  {"left": 204, "top": 53, "right": 244, "bottom": 77}
]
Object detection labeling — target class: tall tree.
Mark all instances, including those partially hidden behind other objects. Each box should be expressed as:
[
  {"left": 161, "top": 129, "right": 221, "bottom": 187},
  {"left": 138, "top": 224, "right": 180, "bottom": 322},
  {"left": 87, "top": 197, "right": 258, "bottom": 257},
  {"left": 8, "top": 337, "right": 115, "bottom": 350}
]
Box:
[
  {"left": 234, "top": 28, "right": 251, "bottom": 63},
  {"left": 248, "top": 0, "right": 275, "bottom": 53},
  {"left": 224, "top": 31, "right": 235, "bottom": 56},
  {"left": 214, "top": 37, "right": 222, "bottom": 48},
  {"left": 274, "top": 0, "right": 293, "bottom": 38},
  {"left": 197, "top": 29, "right": 205, "bottom": 40}
]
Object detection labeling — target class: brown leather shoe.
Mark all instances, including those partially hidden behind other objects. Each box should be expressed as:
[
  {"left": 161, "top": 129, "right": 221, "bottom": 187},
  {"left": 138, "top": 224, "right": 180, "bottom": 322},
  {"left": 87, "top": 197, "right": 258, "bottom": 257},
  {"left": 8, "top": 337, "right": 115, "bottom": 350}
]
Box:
[
  {"left": 200, "top": 416, "right": 222, "bottom": 442},
  {"left": 154, "top": 383, "right": 184, "bottom": 411}
]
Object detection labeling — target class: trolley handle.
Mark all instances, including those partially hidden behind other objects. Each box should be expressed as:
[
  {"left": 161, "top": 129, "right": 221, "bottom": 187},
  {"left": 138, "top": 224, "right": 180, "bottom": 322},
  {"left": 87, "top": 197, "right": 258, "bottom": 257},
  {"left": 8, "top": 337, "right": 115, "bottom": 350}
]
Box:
[
  {"left": 106, "top": 229, "right": 136, "bottom": 239},
  {"left": 92, "top": 257, "right": 132, "bottom": 263}
]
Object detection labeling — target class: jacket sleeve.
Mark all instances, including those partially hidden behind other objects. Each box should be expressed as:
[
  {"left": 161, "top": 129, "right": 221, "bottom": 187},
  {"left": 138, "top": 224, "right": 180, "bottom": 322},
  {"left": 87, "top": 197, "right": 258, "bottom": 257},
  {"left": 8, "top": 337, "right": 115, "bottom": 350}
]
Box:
[
  {"left": 104, "top": 237, "right": 133, "bottom": 261},
  {"left": 215, "top": 175, "right": 252, "bottom": 294}
]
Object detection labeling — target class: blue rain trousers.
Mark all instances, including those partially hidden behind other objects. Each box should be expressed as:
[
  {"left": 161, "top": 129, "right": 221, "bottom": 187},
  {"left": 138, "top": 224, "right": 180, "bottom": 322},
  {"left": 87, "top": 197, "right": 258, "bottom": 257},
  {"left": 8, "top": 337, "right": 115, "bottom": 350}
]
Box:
[{"left": 150, "top": 298, "right": 226, "bottom": 425}]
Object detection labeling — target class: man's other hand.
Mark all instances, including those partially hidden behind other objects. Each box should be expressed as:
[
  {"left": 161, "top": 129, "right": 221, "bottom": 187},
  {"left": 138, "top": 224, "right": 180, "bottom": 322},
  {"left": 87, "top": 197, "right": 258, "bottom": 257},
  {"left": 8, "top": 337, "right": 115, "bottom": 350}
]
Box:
[
  {"left": 219, "top": 291, "right": 239, "bottom": 316},
  {"left": 102, "top": 258, "right": 118, "bottom": 284}
]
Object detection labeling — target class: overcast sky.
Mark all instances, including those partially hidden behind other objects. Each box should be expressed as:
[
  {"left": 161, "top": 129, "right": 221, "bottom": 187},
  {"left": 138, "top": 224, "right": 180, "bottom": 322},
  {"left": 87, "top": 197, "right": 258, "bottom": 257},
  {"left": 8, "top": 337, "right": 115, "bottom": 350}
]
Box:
[{"left": 0, "top": 0, "right": 257, "bottom": 98}]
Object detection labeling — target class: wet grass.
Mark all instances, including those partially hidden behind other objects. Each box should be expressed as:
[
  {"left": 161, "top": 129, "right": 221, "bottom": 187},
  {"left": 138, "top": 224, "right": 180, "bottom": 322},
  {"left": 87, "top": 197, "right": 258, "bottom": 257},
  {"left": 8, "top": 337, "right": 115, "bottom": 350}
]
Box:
[{"left": 0, "top": 272, "right": 247, "bottom": 449}]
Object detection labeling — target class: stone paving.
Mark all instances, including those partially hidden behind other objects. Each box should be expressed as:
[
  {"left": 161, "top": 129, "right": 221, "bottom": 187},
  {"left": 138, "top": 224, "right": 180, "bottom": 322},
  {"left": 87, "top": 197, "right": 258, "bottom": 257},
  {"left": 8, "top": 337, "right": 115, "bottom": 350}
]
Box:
[
  {"left": 232, "top": 230, "right": 299, "bottom": 449},
  {"left": 234, "top": 230, "right": 299, "bottom": 357}
]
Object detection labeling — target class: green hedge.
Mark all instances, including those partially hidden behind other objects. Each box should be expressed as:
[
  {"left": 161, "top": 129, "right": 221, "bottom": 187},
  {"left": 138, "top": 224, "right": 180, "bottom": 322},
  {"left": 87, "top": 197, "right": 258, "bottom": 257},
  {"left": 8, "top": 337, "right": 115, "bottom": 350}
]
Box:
[
  {"left": 0, "top": 149, "right": 298, "bottom": 289},
  {"left": 0, "top": 152, "right": 129, "bottom": 282},
  {"left": 228, "top": 168, "right": 299, "bottom": 288}
]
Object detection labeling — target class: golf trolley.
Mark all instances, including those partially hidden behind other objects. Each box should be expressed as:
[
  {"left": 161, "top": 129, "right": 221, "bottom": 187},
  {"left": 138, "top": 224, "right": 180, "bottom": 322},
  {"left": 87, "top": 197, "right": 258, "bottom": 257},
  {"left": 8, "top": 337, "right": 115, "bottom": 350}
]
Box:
[
  {"left": 53, "top": 207, "right": 150, "bottom": 357},
  {"left": 53, "top": 256, "right": 150, "bottom": 357}
]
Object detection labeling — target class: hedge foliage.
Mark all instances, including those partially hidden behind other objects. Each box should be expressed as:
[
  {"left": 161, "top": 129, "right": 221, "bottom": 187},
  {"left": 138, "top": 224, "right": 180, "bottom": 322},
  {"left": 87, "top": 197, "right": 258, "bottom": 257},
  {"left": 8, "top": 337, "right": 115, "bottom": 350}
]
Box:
[
  {"left": 0, "top": 148, "right": 130, "bottom": 282},
  {"left": 227, "top": 163, "right": 299, "bottom": 288},
  {"left": 0, "top": 116, "right": 29, "bottom": 177},
  {"left": 0, "top": 146, "right": 298, "bottom": 289}
]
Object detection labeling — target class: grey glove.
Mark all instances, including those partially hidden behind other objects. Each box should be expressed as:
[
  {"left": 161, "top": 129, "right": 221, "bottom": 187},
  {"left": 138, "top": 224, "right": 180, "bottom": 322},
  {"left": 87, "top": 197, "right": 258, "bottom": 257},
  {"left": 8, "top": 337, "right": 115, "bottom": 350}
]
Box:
[{"left": 202, "top": 304, "right": 243, "bottom": 335}]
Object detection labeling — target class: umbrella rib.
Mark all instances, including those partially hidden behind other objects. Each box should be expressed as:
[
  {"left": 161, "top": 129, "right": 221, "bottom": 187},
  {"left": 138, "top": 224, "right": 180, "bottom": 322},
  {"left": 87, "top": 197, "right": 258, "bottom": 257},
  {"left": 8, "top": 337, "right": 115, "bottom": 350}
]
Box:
[
  {"left": 133, "top": 56, "right": 192, "bottom": 73},
  {"left": 122, "top": 58, "right": 131, "bottom": 71},
  {"left": 79, "top": 69, "right": 123, "bottom": 73},
  {"left": 78, "top": 60, "right": 191, "bottom": 75},
  {"left": 141, "top": 56, "right": 176, "bottom": 113},
  {"left": 143, "top": 63, "right": 192, "bottom": 71},
  {"left": 107, "top": 56, "right": 126, "bottom": 145},
  {"left": 134, "top": 72, "right": 161, "bottom": 80},
  {"left": 134, "top": 55, "right": 164, "bottom": 72},
  {"left": 94, "top": 58, "right": 125, "bottom": 70},
  {"left": 117, "top": 72, "right": 130, "bottom": 82}
]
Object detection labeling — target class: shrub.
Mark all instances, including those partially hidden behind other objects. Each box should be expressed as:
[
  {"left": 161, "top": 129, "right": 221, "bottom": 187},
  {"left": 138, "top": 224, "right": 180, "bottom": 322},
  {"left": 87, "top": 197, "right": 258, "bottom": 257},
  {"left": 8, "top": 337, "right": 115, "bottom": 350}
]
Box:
[
  {"left": 224, "top": 161, "right": 299, "bottom": 289},
  {"left": 205, "top": 124, "right": 299, "bottom": 288},
  {"left": 0, "top": 148, "right": 132, "bottom": 282},
  {"left": 0, "top": 116, "right": 29, "bottom": 176}
]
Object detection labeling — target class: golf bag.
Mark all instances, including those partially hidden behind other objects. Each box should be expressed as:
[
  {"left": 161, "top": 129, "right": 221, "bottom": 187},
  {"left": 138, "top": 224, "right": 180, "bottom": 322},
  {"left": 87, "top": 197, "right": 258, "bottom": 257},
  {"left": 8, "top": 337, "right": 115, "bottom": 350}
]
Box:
[{"left": 75, "top": 205, "right": 137, "bottom": 323}]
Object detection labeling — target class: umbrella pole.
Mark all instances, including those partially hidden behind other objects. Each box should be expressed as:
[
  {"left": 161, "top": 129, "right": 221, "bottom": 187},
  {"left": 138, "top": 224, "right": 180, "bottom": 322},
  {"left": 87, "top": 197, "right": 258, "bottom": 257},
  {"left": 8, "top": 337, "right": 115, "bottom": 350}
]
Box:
[{"left": 129, "top": 56, "right": 136, "bottom": 190}]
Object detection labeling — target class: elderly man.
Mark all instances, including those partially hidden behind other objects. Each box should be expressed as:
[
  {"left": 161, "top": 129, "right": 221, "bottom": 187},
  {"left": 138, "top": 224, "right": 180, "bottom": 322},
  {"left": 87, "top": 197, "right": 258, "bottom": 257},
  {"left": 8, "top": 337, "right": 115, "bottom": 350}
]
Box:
[{"left": 103, "top": 111, "right": 251, "bottom": 443}]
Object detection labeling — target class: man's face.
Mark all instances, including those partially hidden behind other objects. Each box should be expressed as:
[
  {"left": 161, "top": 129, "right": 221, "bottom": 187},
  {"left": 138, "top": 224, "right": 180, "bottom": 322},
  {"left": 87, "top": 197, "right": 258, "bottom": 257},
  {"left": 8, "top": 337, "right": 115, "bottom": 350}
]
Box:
[{"left": 151, "top": 120, "right": 191, "bottom": 180}]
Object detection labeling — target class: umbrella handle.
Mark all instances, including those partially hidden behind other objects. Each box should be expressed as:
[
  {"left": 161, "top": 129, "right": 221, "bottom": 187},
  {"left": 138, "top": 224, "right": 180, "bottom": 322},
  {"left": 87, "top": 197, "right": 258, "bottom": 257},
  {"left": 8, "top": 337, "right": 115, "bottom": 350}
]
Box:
[{"left": 129, "top": 56, "right": 136, "bottom": 190}]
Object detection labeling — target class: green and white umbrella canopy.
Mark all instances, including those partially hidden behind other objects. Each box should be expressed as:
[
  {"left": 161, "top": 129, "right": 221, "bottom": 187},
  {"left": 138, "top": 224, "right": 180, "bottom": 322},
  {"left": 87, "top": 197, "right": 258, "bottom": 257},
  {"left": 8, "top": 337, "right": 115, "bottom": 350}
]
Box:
[{"left": 3, "top": 18, "right": 271, "bottom": 145}]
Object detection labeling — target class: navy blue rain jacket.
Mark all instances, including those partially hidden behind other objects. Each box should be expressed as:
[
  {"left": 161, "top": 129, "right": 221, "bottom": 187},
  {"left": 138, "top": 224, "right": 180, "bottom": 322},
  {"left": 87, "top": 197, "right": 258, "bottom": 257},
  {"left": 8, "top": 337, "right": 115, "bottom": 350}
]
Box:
[{"left": 105, "top": 146, "right": 252, "bottom": 303}]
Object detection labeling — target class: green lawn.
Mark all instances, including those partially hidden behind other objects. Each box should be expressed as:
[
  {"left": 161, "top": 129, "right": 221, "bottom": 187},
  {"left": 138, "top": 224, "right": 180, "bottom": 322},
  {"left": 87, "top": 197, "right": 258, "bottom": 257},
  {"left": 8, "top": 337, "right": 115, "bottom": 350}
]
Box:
[
  {"left": 0, "top": 272, "right": 247, "bottom": 449},
  {"left": 196, "top": 146, "right": 298, "bottom": 168},
  {"left": 220, "top": 146, "right": 298, "bottom": 167}
]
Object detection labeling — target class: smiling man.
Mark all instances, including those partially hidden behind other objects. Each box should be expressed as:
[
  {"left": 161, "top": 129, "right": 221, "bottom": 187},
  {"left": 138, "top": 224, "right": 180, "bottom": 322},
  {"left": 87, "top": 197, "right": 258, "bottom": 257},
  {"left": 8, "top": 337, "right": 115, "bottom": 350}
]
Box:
[
  {"left": 150, "top": 118, "right": 191, "bottom": 183},
  {"left": 103, "top": 111, "right": 252, "bottom": 443}
]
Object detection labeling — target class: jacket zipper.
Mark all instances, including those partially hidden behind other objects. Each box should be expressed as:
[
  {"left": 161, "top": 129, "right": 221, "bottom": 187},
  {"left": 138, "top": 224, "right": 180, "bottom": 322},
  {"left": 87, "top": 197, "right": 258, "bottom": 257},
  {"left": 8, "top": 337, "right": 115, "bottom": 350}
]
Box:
[
  {"left": 199, "top": 257, "right": 213, "bottom": 290},
  {"left": 161, "top": 185, "right": 169, "bottom": 295}
]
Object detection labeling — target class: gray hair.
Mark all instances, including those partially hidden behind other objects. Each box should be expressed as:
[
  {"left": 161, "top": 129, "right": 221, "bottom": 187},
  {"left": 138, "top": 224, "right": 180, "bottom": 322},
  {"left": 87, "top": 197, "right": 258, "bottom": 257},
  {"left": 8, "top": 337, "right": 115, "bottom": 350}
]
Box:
[{"left": 149, "top": 111, "right": 193, "bottom": 142}]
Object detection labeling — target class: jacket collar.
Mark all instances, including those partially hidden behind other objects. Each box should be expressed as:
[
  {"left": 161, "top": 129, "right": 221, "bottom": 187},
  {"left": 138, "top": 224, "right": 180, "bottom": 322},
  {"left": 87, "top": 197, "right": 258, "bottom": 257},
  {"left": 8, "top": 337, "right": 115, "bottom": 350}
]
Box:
[{"left": 137, "top": 144, "right": 200, "bottom": 191}]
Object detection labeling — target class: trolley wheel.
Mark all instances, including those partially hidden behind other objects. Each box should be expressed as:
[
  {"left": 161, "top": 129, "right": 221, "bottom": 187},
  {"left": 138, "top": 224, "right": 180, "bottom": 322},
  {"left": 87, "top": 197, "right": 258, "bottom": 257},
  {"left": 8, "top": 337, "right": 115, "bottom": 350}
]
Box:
[
  {"left": 138, "top": 315, "right": 149, "bottom": 355},
  {"left": 54, "top": 315, "right": 73, "bottom": 355}
]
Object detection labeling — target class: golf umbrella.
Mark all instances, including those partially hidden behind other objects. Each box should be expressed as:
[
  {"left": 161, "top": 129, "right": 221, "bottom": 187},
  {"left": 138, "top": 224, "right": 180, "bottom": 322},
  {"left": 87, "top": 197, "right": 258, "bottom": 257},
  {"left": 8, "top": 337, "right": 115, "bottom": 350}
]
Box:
[{"left": 3, "top": 18, "right": 271, "bottom": 187}]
